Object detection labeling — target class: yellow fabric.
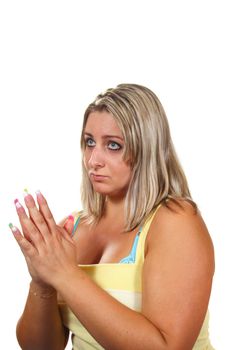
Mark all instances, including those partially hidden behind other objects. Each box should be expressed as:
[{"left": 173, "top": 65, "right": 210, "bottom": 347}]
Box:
[{"left": 59, "top": 206, "right": 214, "bottom": 349}]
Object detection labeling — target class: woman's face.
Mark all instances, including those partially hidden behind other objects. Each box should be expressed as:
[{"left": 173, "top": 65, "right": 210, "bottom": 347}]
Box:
[{"left": 83, "top": 111, "right": 132, "bottom": 199}]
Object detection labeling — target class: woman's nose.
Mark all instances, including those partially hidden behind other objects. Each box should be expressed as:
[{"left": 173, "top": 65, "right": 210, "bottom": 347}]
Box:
[{"left": 88, "top": 147, "right": 105, "bottom": 169}]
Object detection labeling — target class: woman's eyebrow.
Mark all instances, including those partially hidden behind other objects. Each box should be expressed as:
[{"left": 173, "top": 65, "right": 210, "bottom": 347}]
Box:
[{"left": 84, "top": 132, "right": 123, "bottom": 141}]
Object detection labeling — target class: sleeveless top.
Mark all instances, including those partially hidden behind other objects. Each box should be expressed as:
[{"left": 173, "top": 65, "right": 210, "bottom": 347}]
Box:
[{"left": 58, "top": 207, "right": 214, "bottom": 350}]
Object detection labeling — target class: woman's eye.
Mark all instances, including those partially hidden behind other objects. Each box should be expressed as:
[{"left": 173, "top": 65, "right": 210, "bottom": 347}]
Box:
[
  {"left": 85, "top": 138, "right": 95, "bottom": 147},
  {"left": 108, "top": 141, "right": 121, "bottom": 150}
]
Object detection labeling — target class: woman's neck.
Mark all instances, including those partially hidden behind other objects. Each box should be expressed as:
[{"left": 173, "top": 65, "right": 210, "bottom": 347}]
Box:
[{"left": 104, "top": 195, "right": 126, "bottom": 221}]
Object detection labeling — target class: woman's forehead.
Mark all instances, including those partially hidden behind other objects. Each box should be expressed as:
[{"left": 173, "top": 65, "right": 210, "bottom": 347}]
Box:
[{"left": 85, "top": 111, "right": 124, "bottom": 138}]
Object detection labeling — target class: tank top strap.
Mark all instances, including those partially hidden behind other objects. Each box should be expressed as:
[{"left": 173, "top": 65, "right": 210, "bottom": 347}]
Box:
[{"left": 136, "top": 204, "right": 162, "bottom": 264}]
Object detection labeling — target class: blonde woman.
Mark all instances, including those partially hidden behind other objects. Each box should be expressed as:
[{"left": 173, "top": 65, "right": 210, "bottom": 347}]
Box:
[{"left": 11, "top": 84, "right": 215, "bottom": 349}]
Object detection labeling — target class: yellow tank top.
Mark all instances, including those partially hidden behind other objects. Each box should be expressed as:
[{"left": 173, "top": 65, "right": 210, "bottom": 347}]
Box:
[{"left": 59, "top": 207, "right": 214, "bottom": 350}]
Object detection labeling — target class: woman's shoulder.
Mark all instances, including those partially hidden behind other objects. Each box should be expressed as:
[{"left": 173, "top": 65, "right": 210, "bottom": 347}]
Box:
[
  {"left": 146, "top": 199, "right": 214, "bottom": 267},
  {"left": 146, "top": 198, "right": 198, "bottom": 231},
  {"left": 71, "top": 210, "right": 95, "bottom": 238},
  {"left": 72, "top": 210, "right": 83, "bottom": 221},
  {"left": 162, "top": 197, "right": 197, "bottom": 213},
  {"left": 151, "top": 198, "right": 200, "bottom": 224}
]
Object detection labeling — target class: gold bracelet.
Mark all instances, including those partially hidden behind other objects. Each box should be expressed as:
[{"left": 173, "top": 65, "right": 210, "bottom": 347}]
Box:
[
  {"left": 29, "top": 284, "right": 56, "bottom": 299},
  {"left": 30, "top": 289, "right": 56, "bottom": 299}
]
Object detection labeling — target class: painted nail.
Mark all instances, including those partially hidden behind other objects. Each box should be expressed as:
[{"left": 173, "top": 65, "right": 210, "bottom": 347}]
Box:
[
  {"left": 35, "top": 190, "right": 45, "bottom": 204},
  {"left": 68, "top": 215, "right": 74, "bottom": 221},
  {"left": 35, "top": 190, "right": 45, "bottom": 202},
  {"left": 14, "top": 199, "right": 22, "bottom": 209},
  {"left": 9, "top": 223, "right": 18, "bottom": 232},
  {"left": 23, "top": 188, "right": 30, "bottom": 198}
]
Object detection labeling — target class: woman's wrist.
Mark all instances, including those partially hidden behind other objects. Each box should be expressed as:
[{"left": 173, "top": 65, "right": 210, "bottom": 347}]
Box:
[{"left": 29, "top": 280, "right": 57, "bottom": 299}]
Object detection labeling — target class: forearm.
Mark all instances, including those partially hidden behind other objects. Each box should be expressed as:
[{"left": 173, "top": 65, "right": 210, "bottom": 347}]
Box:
[
  {"left": 17, "top": 281, "right": 67, "bottom": 350},
  {"left": 56, "top": 269, "right": 167, "bottom": 350}
]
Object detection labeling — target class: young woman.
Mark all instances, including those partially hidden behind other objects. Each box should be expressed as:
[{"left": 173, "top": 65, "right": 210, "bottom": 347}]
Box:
[{"left": 11, "top": 84, "right": 215, "bottom": 349}]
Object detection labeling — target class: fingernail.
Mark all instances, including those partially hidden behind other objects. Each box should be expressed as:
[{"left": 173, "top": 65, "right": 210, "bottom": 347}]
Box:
[
  {"left": 68, "top": 215, "right": 74, "bottom": 221},
  {"left": 23, "top": 188, "right": 29, "bottom": 198},
  {"left": 9, "top": 223, "right": 17, "bottom": 232},
  {"left": 14, "top": 199, "right": 22, "bottom": 209},
  {"left": 35, "top": 190, "right": 45, "bottom": 204}
]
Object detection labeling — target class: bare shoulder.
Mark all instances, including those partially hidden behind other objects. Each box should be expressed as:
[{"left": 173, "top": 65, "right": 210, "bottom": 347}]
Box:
[{"left": 146, "top": 199, "right": 215, "bottom": 270}]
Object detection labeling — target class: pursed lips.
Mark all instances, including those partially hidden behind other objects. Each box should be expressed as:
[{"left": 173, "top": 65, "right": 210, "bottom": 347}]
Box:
[{"left": 89, "top": 172, "right": 108, "bottom": 179}]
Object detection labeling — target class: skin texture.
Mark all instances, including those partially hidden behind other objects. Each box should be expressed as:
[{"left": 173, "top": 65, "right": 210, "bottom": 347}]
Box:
[{"left": 13, "top": 111, "right": 215, "bottom": 350}]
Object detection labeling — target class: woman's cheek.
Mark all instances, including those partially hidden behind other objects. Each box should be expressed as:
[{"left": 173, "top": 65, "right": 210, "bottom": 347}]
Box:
[{"left": 83, "top": 150, "right": 90, "bottom": 169}]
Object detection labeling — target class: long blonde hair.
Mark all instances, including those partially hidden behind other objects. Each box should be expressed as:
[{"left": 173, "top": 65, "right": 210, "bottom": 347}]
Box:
[{"left": 80, "top": 83, "right": 194, "bottom": 231}]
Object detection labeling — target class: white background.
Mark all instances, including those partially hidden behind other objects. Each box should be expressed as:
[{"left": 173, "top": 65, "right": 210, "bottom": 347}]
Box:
[{"left": 0, "top": 1, "right": 232, "bottom": 348}]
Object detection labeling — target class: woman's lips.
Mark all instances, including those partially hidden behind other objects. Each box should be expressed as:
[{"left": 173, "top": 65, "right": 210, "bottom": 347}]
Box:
[{"left": 90, "top": 173, "right": 108, "bottom": 181}]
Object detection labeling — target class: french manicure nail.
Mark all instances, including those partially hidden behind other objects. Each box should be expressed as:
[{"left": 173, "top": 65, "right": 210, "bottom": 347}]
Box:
[
  {"left": 35, "top": 190, "right": 44, "bottom": 204},
  {"left": 14, "top": 199, "right": 22, "bottom": 209},
  {"left": 9, "top": 223, "right": 17, "bottom": 232},
  {"left": 23, "top": 188, "right": 30, "bottom": 198}
]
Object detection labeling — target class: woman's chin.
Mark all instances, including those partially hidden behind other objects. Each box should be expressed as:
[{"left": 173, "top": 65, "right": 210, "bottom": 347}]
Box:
[
  {"left": 93, "top": 186, "right": 127, "bottom": 199},
  {"left": 92, "top": 185, "right": 110, "bottom": 195}
]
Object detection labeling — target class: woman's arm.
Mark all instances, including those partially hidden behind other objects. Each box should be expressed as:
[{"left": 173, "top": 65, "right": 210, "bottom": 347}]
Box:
[
  {"left": 14, "top": 203, "right": 74, "bottom": 350},
  {"left": 141, "top": 201, "right": 215, "bottom": 348},
  {"left": 16, "top": 281, "right": 69, "bottom": 350}
]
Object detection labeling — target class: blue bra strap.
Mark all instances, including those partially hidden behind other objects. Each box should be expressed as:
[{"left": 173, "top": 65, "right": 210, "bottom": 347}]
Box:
[
  {"left": 118, "top": 226, "right": 143, "bottom": 264},
  {"left": 72, "top": 216, "right": 81, "bottom": 236}
]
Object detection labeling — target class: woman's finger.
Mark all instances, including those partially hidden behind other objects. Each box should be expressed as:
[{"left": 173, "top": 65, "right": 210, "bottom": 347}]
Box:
[
  {"left": 59, "top": 227, "right": 75, "bottom": 245},
  {"left": 14, "top": 198, "right": 47, "bottom": 251},
  {"left": 14, "top": 199, "right": 40, "bottom": 243},
  {"left": 23, "top": 192, "right": 51, "bottom": 240},
  {"left": 9, "top": 224, "right": 37, "bottom": 257},
  {"left": 35, "top": 191, "right": 57, "bottom": 233},
  {"left": 63, "top": 215, "right": 74, "bottom": 236}
]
